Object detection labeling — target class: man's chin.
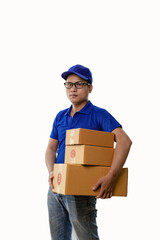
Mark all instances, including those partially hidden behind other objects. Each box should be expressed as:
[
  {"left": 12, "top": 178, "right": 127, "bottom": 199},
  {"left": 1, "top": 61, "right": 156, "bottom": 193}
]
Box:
[
  {"left": 69, "top": 97, "right": 79, "bottom": 104},
  {"left": 69, "top": 99, "right": 88, "bottom": 106},
  {"left": 70, "top": 100, "right": 79, "bottom": 105}
]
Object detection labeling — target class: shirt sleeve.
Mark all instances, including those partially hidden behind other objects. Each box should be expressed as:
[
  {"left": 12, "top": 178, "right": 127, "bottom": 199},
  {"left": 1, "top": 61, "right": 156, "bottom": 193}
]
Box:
[
  {"left": 50, "top": 115, "right": 58, "bottom": 140},
  {"left": 101, "top": 109, "right": 122, "bottom": 132}
]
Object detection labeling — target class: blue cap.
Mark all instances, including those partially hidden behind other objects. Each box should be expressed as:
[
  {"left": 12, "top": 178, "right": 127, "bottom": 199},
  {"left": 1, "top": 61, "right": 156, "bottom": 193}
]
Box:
[{"left": 61, "top": 64, "right": 93, "bottom": 84}]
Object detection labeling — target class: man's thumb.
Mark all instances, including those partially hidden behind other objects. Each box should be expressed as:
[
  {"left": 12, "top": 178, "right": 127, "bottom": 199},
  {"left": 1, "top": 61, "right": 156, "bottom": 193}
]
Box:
[{"left": 92, "top": 180, "right": 101, "bottom": 191}]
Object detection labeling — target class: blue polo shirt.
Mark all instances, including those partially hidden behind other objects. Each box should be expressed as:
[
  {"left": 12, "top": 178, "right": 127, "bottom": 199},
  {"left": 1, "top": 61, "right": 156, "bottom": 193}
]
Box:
[{"left": 50, "top": 101, "right": 122, "bottom": 163}]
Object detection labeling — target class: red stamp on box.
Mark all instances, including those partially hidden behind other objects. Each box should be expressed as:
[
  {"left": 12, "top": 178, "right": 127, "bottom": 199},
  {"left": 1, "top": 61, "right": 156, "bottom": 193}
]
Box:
[
  {"left": 70, "top": 149, "right": 76, "bottom": 158},
  {"left": 57, "top": 172, "right": 62, "bottom": 185}
]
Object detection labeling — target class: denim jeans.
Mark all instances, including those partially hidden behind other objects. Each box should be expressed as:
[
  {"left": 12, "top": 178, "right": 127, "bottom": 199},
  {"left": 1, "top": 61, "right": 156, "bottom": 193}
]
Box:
[{"left": 47, "top": 188, "right": 100, "bottom": 240}]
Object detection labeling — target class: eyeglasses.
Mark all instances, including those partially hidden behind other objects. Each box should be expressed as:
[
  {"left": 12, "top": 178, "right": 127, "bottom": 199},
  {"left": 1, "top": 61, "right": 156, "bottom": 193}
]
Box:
[{"left": 64, "top": 81, "right": 91, "bottom": 89}]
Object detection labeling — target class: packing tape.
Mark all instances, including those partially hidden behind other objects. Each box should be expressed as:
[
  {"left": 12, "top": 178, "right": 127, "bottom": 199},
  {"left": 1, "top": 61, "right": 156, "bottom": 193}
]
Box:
[
  {"left": 57, "top": 186, "right": 60, "bottom": 193},
  {"left": 70, "top": 129, "right": 75, "bottom": 137},
  {"left": 70, "top": 138, "right": 74, "bottom": 145},
  {"left": 71, "top": 157, "right": 76, "bottom": 164},
  {"left": 58, "top": 164, "right": 62, "bottom": 172}
]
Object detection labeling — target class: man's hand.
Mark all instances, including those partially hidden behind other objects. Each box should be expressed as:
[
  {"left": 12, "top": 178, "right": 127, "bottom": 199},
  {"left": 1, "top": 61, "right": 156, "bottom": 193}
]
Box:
[
  {"left": 48, "top": 171, "right": 54, "bottom": 191},
  {"left": 92, "top": 173, "right": 117, "bottom": 199}
]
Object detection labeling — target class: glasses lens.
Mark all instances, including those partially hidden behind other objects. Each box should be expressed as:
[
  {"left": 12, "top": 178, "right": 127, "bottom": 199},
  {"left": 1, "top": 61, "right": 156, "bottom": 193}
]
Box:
[
  {"left": 76, "top": 82, "right": 84, "bottom": 89},
  {"left": 64, "top": 82, "right": 89, "bottom": 89},
  {"left": 64, "top": 82, "right": 72, "bottom": 89}
]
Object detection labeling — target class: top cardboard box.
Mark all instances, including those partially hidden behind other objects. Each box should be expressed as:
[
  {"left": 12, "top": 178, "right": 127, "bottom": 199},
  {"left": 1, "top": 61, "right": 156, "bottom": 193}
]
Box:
[{"left": 65, "top": 128, "right": 114, "bottom": 148}]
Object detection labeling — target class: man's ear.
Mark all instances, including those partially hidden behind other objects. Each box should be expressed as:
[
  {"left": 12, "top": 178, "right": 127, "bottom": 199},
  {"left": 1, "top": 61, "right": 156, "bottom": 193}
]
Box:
[{"left": 89, "top": 84, "right": 93, "bottom": 93}]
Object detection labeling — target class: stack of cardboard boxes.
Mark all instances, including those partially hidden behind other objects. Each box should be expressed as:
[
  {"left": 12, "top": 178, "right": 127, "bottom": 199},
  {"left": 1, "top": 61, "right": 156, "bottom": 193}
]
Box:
[{"left": 53, "top": 128, "right": 128, "bottom": 197}]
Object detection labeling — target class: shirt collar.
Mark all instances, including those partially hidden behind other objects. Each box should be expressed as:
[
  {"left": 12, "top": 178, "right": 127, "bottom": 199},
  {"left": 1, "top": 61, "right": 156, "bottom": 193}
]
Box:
[
  {"left": 65, "top": 105, "right": 72, "bottom": 116},
  {"left": 65, "top": 100, "right": 93, "bottom": 116}
]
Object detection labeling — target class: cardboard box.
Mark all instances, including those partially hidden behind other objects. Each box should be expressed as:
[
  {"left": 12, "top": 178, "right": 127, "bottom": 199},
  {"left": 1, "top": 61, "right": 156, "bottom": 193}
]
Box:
[
  {"left": 65, "top": 145, "right": 114, "bottom": 166},
  {"left": 53, "top": 164, "right": 128, "bottom": 197},
  {"left": 65, "top": 128, "right": 114, "bottom": 148}
]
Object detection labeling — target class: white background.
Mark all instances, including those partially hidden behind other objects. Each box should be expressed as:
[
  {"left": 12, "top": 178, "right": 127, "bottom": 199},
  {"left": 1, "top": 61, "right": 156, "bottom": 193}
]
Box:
[{"left": 0, "top": 0, "right": 160, "bottom": 239}]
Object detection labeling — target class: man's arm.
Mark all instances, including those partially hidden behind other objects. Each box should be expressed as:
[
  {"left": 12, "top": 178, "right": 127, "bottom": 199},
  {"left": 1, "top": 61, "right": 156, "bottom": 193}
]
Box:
[
  {"left": 93, "top": 127, "right": 132, "bottom": 199},
  {"left": 45, "top": 138, "right": 59, "bottom": 190}
]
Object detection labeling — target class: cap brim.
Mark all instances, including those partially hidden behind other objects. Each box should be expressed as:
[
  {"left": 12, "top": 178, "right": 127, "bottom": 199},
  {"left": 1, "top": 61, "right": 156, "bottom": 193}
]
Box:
[{"left": 61, "top": 71, "right": 89, "bottom": 81}]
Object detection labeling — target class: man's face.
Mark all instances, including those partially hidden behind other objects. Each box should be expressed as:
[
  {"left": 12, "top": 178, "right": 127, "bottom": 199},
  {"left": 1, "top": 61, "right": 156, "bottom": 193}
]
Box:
[{"left": 65, "top": 74, "right": 93, "bottom": 105}]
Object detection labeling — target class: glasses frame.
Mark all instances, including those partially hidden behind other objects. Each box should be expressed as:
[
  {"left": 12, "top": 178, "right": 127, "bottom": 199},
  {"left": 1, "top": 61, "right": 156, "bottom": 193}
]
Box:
[{"left": 64, "top": 81, "right": 91, "bottom": 89}]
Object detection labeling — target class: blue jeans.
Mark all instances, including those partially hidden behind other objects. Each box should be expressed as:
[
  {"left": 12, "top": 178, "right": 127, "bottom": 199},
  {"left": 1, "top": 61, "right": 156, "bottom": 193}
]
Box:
[{"left": 47, "top": 188, "right": 100, "bottom": 240}]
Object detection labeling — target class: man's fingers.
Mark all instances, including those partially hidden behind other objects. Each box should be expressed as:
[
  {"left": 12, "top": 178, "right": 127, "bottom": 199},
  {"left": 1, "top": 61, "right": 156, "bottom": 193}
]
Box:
[
  {"left": 106, "top": 192, "right": 112, "bottom": 199},
  {"left": 109, "top": 192, "right": 113, "bottom": 198},
  {"left": 93, "top": 176, "right": 113, "bottom": 199},
  {"left": 101, "top": 191, "right": 108, "bottom": 199},
  {"left": 92, "top": 180, "right": 101, "bottom": 191},
  {"left": 50, "top": 183, "right": 54, "bottom": 191},
  {"left": 96, "top": 188, "right": 104, "bottom": 199},
  {"left": 49, "top": 175, "right": 54, "bottom": 190},
  {"left": 96, "top": 190, "right": 113, "bottom": 199}
]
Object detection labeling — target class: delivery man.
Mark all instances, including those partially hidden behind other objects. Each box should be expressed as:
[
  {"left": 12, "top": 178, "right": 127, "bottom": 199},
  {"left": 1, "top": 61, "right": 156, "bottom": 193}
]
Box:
[{"left": 45, "top": 64, "right": 132, "bottom": 240}]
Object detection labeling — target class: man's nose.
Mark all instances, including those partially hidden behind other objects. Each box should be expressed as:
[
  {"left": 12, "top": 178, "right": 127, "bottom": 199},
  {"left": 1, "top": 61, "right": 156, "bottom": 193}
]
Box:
[{"left": 70, "top": 84, "right": 77, "bottom": 91}]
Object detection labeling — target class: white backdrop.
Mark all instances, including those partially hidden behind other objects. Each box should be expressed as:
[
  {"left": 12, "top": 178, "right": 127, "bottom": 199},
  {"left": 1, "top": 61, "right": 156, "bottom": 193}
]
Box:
[{"left": 0, "top": 0, "right": 160, "bottom": 239}]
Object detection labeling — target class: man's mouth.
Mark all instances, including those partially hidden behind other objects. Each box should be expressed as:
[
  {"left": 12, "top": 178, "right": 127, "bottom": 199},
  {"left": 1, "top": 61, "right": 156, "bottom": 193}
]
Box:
[{"left": 69, "top": 94, "right": 78, "bottom": 97}]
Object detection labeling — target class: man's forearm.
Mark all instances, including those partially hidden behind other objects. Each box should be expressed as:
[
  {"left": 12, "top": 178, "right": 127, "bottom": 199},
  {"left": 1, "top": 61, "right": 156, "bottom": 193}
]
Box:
[
  {"left": 45, "top": 149, "right": 56, "bottom": 173},
  {"left": 108, "top": 139, "right": 132, "bottom": 179},
  {"left": 93, "top": 128, "right": 132, "bottom": 198}
]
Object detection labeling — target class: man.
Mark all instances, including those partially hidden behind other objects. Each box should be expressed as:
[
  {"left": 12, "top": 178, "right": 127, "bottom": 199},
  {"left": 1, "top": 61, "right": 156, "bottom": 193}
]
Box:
[{"left": 45, "top": 64, "right": 132, "bottom": 240}]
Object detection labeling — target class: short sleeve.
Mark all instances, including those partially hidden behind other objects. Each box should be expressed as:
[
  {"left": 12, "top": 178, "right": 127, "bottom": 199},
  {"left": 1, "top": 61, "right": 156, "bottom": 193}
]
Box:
[
  {"left": 50, "top": 115, "right": 58, "bottom": 140},
  {"left": 101, "top": 110, "right": 122, "bottom": 132}
]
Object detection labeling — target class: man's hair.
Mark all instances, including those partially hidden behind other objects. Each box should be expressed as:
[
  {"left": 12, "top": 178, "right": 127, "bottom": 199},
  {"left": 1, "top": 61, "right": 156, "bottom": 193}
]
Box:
[{"left": 86, "top": 80, "right": 91, "bottom": 84}]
